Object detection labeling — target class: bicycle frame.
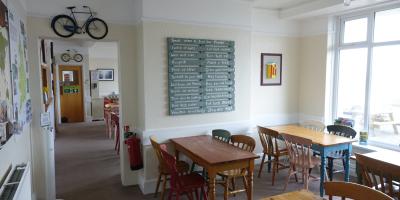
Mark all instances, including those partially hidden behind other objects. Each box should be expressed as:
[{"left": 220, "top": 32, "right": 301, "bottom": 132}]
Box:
[{"left": 67, "top": 6, "right": 95, "bottom": 32}]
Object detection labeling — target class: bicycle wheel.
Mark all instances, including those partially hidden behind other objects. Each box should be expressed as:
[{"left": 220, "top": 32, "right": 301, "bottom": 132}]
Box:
[
  {"left": 86, "top": 18, "right": 108, "bottom": 40},
  {"left": 61, "top": 53, "right": 71, "bottom": 62},
  {"left": 73, "top": 53, "right": 83, "bottom": 62},
  {"left": 51, "top": 15, "right": 77, "bottom": 38}
]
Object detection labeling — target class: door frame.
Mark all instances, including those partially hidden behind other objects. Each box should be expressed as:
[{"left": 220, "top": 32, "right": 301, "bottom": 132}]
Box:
[{"left": 57, "top": 65, "right": 85, "bottom": 123}]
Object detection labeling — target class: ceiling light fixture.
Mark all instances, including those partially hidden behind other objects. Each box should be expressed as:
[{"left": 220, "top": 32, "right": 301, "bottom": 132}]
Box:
[{"left": 344, "top": 0, "right": 351, "bottom": 6}]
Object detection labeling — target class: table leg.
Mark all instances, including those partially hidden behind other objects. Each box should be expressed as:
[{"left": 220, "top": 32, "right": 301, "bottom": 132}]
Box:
[
  {"left": 344, "top": 144, "right": 352, "bottom": 182},
  {"left": 319, "top": 148, "right": 326, "bottom": 197},
  {"left": 208, "top": 169, "right": 216, "bottom": 200},
  {"left": 247, "top": 160, "right": 254, "bottom": 200},
  {"left": 267, "top": 155, "right": 272, "bottom": 173}
]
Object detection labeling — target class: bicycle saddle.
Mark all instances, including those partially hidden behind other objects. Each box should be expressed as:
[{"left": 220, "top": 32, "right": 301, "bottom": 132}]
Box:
[{"left": 66, "top": 6, "right": 76, "bottom": 9}]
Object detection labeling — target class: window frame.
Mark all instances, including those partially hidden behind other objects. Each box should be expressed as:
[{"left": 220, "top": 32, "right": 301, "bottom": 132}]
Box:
[{"left": 333, "top": 4, "right": 400, "bottom": 150}]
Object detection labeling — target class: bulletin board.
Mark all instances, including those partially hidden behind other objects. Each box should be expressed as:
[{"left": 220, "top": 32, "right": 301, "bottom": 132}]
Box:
[{"left": 168, "top": 37, "right": 235, "bottom": 115}]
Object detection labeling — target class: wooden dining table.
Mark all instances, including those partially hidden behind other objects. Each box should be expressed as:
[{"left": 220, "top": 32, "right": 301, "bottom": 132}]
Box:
[
  {"left": 260, "top": 190, "right": 322, "bottom": 200},
  {"left": 268, "top": 125, "right": 356, "bottom": 197},
  {"left": 170, "top": 135, "right": 259, "bottom": 200}
]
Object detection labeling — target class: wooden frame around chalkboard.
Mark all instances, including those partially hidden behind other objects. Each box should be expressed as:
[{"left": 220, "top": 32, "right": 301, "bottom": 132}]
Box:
[{"left": 260, "top": 53, "right": 282, "bottom": 86}]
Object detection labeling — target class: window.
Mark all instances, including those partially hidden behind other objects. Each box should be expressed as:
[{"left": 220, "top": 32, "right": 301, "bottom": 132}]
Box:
[{"left": 334, "top": 7, "right": 400, "bottom": 150}]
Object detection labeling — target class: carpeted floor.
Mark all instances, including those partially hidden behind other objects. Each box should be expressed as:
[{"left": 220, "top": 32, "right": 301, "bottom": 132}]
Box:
[{"left": 55, "top": 122, "right": 349, "bottom": 200}]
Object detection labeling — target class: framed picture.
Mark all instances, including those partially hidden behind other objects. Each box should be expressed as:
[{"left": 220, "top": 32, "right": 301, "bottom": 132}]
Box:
[
  {"left": 260, "top": 53, "right": 282, "bottom": 86},
  {"left": 97, "top": 69, "right": 114, "bottom": 81}
]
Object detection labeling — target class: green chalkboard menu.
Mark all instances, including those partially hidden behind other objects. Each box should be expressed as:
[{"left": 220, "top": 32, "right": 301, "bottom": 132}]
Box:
[{"left": 168, "top": 37, "right": 235, "bottom": 115}]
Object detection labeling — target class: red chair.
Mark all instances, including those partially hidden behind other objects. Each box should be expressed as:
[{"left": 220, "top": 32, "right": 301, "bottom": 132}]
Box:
[{"left": 160, "top": 148, "right": 208, "bottom": 200}]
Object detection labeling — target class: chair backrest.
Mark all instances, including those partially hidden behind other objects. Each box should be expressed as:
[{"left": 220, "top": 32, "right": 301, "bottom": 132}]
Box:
[
  {"left": 257, "top": 126, "right": 282, "bottom": 156},
  {"left": 281, "top": 133, "right": 313, "bottom": 168},
  {"left": 150, "top": 136, "right": 167, "bottom": 170},
  {"left": 324, "top": 181, "right": 393, "bottom": 200},
  {"left": 356, "top": 153, "right": 400, "bottom": 199},
  {"left": 230, "top": 135, "right": 256, "bottom": 152},
  {"left": 212, "top": 129, "right": 231, "bottom": 143},
  {"left": 159, "top": 148, "right": 183, "bottom": 189},
  {"left": 300, "top": 120, "right": 325, "bottom": 132},
  {"left": 327, "top": 125, "right": 357, "bottom": 138}
]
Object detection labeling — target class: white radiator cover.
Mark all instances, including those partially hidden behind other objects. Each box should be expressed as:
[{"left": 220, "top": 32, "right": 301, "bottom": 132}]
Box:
[
  {"left": 0, "top": 163, "right": 32, "bottom": 200},
  {"left": 14, "top": 163, "right": 32, "bottom": 200}
]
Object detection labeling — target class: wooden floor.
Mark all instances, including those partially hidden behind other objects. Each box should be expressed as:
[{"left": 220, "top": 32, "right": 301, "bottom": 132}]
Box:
[{"left": 55, "top": 122, "right": 355, "bottom": 200}]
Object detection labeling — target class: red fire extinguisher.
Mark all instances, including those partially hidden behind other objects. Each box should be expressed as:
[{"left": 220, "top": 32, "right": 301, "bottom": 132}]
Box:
[{"left": 124, "top": 131, "right": 143, "bottom": 170}]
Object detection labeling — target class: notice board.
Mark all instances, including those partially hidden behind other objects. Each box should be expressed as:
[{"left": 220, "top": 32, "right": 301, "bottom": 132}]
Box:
[{"left": 168, "top": 37, "right": 235, "bottom": 115}]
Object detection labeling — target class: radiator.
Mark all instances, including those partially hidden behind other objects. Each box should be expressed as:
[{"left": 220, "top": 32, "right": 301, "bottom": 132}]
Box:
[{"left": 0, "top": 163, "right": 31, "bottom": 200}]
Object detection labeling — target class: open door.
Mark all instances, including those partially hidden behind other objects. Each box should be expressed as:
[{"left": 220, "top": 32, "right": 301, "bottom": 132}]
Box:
[{"left": 59, "top": 65, "right": 84, "bottom": 123}]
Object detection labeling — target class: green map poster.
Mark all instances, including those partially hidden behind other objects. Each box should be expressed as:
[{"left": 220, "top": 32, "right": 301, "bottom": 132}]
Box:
[
  {"left": 0, "top": 1, "right": 11, "bottom": 126},
  {"left": 9, "top": 7, "right": 31, "bottom": 133}
]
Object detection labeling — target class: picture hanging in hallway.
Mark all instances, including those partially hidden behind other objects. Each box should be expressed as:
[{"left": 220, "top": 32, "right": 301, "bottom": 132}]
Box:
[{"left": 97, "top": 69, "right": 114, "bottom": 81}]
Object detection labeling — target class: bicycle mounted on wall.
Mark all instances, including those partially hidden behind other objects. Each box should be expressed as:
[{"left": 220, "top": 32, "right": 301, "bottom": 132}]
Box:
[
  {"left": 61, "top": 49, "right": 83, "bottom": 62},
  {"left": 51, "top": 6, "right": 108, "bottom": 40}
]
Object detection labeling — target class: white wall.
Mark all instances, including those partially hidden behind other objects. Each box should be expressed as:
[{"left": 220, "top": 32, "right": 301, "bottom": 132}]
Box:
[
  {"left": 0, "top": 0, "right": 32, "bottom": 196},
  {"left": 88, "top": 42, "right": 119, "bottom": 97},
  {"left": 250, "top": 33, "right": 300, "bottom": 126}
]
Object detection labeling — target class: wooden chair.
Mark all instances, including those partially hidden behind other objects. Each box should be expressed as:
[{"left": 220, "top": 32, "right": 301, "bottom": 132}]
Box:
[
  {"left": 257, "top": 126, "right": 289, "bottom": 185},
  {"left": 212, "top": 129, "right": 231, "bottom": 143},
  {"left": 326, "top": 125, "right": 357, "bottom": 181},
  {"left": 300, "top": 120, "right": 325, "bottom": 132},
  {"left": 150, "top": 136, "right": 190, "bottom": 200},
  {"left": 110, "top": 112, "right": 120, "bottom": 154},
  {"left": 281, "top": 133, "right": 321, "bottom": 191},
  {"left": 324, "top": 181, "right": 393, "bottom": 200},
  {"left": 356, "top": 153, "right": 400, "bottom": 199},
  {"left": 104, "top": 104, "right": 112, "bottom": 138},
  {"left": 160, "top": 148, "right": 208, "bottom": 200},
  {"left": 217, "top": 135, "right": 255, "bottom": 200}
]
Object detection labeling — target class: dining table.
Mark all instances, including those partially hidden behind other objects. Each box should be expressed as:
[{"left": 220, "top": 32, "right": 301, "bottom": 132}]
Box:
[
  {"left": 268, "top": 125, "right": 356, "bottom": 197},
  {"left": 170, "top": 135, "right": 259, "bottom": 200},
  {"left": 260, "top": 190, "right": 322, "bottom": 200}
]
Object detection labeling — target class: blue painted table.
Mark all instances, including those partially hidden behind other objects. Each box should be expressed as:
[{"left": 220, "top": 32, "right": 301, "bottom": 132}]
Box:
[{"left": 269, "top": 125, "right": 356, "bottom": 197}]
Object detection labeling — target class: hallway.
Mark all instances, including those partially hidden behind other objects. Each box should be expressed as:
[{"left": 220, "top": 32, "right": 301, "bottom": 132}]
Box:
[{"left": 55, "top": 122, "right": 141, "bottom": 200}]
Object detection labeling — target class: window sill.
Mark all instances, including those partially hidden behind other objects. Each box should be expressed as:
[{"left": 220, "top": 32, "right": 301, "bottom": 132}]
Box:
[{"left": 353, "top": 141, "right": 400, "bottom": 154}]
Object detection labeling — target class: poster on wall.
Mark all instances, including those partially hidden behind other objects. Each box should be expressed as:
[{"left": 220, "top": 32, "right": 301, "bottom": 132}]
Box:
[
  {"left": 0, "top": 1, "right": 11, "bottom": 140},
  {"left": 260, "top": 53, "right": 282, "bottom": 86},
  {"left": 8, "top": 7, "right": 31, "bottom": 133}
]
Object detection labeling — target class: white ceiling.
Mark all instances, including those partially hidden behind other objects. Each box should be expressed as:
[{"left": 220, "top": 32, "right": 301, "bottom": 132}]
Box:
[
  {"left": 25, "top": 0, "right": 141, "bottom": 24},
  {"left": 241, "top": 0, "right": 317, "bottom": 10},
  {"left": 22, "top": 0, "right": 398, "bottom": 23}
]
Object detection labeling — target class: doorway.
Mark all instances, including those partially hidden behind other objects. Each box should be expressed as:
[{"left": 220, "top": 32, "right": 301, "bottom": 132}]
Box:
[{"left": 59, "top": 65, "right": 84, "bottom": 123}]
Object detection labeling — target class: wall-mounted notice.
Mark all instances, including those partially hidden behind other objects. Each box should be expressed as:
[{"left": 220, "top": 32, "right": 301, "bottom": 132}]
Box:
[{"left": 168, "top": 37, "right": 235, "bottom": 115}]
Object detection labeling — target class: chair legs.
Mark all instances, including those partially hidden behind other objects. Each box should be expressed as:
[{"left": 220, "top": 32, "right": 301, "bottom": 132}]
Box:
[
  {"left": 161, "top": 175, "right": 168, "bottom": 200},
  {"left": 257, "top": 153, "right": 266, "bottom": 178},
  {"left": 155, "top": 173, "right": 162, "bottom": 197},
  {"left": 283, "top": 165, "right": 293, "bottom": 191},
  {"left": 327, "top": 158, "right": 334, "bottom": 181},
  {"left": 283, "top": 165, "right": 302, "bottom": 191}
]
